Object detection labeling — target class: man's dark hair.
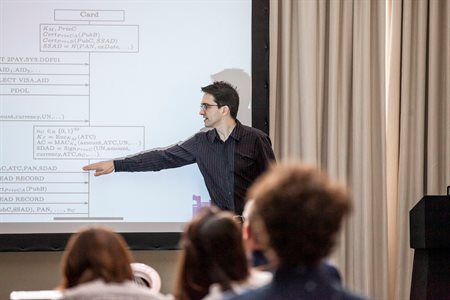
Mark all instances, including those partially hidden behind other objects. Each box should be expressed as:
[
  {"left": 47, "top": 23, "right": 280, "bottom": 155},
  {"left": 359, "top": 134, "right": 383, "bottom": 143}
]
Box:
[
  {"left": 248, "top": 162, "right": 352, "bottom": 267},
  {"left": 201, "top": 81, "right": 239, "bottom": 119}
]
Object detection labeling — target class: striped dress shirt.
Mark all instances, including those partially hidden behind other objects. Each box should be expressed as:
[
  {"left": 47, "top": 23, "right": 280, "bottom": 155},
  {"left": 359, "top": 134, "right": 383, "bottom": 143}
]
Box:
[{"left": 114, "top": 121, "right": 275, "bottom": 214}]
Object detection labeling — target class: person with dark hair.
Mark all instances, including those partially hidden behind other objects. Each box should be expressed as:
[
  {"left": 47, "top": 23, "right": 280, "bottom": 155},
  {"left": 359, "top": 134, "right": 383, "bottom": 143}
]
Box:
[
  {"left": 173, "top": 206, "right": 271, "bottom": 300},
  {"left": 83, "top": 81, "right": 275, "bottom": 216},
  {"left": 228, "top": 162, "right": 367, "bottom": 300},
  {"left": 60, "top": 226, "right": 167, "bottom": 300},
  {"left": 241, "top": 199, "right": 271, "bottom": 270}
]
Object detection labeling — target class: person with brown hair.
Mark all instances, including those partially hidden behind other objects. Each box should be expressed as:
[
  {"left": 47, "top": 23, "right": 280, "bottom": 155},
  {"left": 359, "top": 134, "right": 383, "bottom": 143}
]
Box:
[
  {"left": 173, "top": 206, "right": 271, "bottom": 300},
  {"left": 228, "top": 162, "right": 366, "bottom": 300},
  {"left": 241, "top": 199, "right": 272, "bottom": 270},
  {"left": 60, "top": 226, "right": 167, "bottom": 300}
]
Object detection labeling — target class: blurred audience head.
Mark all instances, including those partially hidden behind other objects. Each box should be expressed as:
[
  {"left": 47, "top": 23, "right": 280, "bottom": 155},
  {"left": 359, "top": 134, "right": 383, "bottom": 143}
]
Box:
[
  {"left": 247, "top": 162, "right": 352, "bottom": 268},
  {"left": 242, "top": 199, "right": 270, "bottom": 269},
  {"left": 175, "top": 206, "right": 249, "bottom": 300},
  {"left": 242, "top": 199, "right": 267, "bottom": 252},
  {"left": 60, "top": 226, "right": 133, "bottom": 289}
]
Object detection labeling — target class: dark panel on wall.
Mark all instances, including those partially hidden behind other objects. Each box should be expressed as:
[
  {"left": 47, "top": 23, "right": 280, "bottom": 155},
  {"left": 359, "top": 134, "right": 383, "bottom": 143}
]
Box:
[
  {"left": 252, "top": 0, "right": 270, "bottom": 134},
  {"left": 0, "top": 232, "right": 181, "bottom": 252}
]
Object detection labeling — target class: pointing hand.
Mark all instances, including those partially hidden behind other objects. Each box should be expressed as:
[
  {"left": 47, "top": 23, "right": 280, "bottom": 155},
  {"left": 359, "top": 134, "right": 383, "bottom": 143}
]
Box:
[{"left": 82, "top": 160, "right": 115, "bottom": 176}]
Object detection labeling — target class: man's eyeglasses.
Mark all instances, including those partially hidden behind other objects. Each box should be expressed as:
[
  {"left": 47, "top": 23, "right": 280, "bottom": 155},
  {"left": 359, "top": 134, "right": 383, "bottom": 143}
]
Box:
[{"left": 200, "top": 103, "right": 219, "bottom": 110}]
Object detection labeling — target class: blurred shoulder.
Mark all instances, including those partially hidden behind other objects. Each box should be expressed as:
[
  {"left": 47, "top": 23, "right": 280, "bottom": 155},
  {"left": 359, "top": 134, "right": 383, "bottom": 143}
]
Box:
[{"left": 63, "top": 280, "right": 170, "bottom": 300}]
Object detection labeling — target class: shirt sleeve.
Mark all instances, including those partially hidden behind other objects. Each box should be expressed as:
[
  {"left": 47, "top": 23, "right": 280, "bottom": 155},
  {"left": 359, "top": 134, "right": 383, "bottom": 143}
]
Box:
[
  {"left": 114, "top": 135, "right": 198, "bottom": 172},
  {"left": 256, "top": 134, "right": 276, "bottom": 171}
]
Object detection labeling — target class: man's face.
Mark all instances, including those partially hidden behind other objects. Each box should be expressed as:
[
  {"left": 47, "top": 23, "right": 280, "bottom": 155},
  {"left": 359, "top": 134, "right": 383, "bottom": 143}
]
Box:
[{"left": 199, "top": 93, "right": 222, "bottom": 128}]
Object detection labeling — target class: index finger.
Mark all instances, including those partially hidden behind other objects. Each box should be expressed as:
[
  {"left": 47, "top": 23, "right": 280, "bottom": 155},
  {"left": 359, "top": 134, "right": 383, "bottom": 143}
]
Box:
[{"left": 82, "top": 162, "right": 102, "bottom": 171}]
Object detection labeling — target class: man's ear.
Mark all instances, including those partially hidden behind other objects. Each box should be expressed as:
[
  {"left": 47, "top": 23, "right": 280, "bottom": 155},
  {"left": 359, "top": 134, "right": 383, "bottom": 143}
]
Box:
[
  {"left": 243, "top": 223, "right": 251, "bottom": 240},
  {"left": 221, "top": 105, "right": 230, "bottom": 116}
]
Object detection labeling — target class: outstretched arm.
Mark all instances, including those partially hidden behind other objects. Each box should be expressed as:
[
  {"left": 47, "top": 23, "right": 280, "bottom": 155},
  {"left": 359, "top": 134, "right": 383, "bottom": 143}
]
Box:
[{"left": 82, "top": 160, "right": 115, "bottom": 176}]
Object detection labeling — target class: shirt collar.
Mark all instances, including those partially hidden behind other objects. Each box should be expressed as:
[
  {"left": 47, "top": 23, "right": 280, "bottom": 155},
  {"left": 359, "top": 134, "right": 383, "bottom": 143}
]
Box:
[
  {"left": 230, "top": 120, "right": 243, "bottom": 141},
  {"left": 206, "top": 119, "right": 242, "bottom": 143}
]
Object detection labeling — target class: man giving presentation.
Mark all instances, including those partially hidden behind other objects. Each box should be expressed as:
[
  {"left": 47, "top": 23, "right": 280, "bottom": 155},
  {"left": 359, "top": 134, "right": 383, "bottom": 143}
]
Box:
[{"left": 83, "top": 81, "right": 275, "bottom": 215}]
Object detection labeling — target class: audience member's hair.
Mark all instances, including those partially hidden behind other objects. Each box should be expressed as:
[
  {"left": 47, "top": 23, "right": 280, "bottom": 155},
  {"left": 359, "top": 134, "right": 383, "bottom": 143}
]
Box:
[
  {"left": 247, "top": 162, "right": 352, "bottom": 267},
  {"left": 174, "top": 206, "right": 249, "bottom": 300},
  {"left": 201, "top": 81, "right": 239, "bottom": 119},
  {"left": 60, "top": 226, "right": 134, "bottom": 289}
]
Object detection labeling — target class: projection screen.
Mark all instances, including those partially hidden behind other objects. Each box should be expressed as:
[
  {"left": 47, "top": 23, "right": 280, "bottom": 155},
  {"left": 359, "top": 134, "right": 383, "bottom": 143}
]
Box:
[{"left": 0, "top": 0, "right": 269, "bottom": 250}]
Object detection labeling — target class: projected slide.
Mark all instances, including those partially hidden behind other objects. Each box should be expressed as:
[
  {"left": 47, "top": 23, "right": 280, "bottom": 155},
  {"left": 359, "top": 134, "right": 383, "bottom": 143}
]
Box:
[{"left": 0, "top": 0, "right": 251, "bottom": 233}]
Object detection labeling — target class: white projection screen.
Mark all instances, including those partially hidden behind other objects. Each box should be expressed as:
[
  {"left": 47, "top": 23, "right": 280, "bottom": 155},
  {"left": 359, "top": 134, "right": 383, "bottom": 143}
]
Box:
[{"left": 0, "top": 0, "right": 269, "bottom": 250}]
